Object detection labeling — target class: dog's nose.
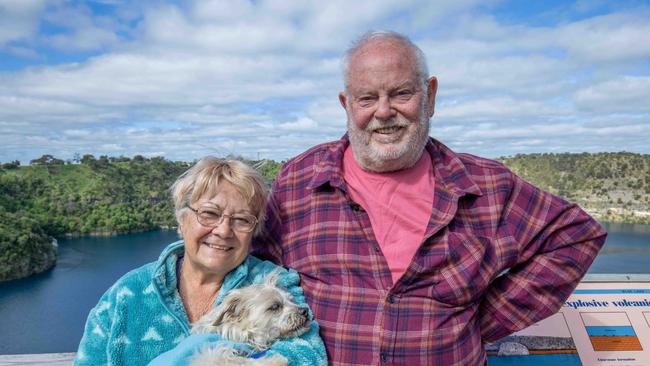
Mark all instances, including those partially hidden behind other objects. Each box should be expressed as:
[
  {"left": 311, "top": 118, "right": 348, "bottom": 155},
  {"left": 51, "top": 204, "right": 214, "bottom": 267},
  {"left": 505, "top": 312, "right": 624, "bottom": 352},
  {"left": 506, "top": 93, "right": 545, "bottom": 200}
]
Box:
[{"left": 299, "top": 307, "right": 308, "bottom": 317}]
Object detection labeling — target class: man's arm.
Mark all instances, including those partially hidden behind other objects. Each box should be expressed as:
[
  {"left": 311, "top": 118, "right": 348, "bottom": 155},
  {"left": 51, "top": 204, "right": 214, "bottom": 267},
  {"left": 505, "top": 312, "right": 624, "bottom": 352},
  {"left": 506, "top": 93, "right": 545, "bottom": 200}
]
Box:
[
  {"left": 479, "top": 175, "right": 606, "bottom": 343},
  {"left": 253, "top": 178, "right": 285, "bottom": 263}
]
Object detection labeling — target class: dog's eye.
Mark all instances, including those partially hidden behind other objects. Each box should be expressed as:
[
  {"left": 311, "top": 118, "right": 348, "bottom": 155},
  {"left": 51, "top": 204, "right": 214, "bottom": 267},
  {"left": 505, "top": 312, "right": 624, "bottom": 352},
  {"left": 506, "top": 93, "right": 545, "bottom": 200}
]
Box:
[{"left": 267, "top": 302, "right": 282, "bottom": 312}]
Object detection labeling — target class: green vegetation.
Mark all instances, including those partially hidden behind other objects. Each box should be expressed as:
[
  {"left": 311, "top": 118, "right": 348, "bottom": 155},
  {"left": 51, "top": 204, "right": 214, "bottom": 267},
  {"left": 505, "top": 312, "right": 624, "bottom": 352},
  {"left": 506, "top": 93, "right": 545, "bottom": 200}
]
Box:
[
  {"left": 0, "top": 210, "right": 56, "bottom": 281},
  {"left": 498, "top": 152, "right": 650, "bottom": 224},
  {"left": 0, "top": 154, "right": 281, "bottom": 281},
  {"left": 1, "top": 151, "right": 647, "bottom": 281}
]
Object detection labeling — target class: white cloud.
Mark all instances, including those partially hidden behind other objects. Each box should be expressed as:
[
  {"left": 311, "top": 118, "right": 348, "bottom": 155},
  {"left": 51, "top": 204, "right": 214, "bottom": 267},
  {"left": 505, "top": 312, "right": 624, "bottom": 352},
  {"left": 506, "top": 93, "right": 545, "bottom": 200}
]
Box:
[
  {"left": 0, "top": 0, "right": 46, "bottom": 45},
  {"left": 278, "top": 116, "right": 318, "bottom": 131},
  {"left": 555, "top": 12, "right": 650, "bottom": 63},
  {"left": 63, "top": 129, "right": 91, "bottom": 137},
  {"left": 0, "top": 1, "right": 649, "bottom": 164},
  {"left": 101, "top": 143, "right": 123, "bottom": 151},
  {"left": 45, "top": 27, "right": 119, "bottom": 52},
  {"left": 574, "top": 76, "right": 650, "bottom": 113},
  {"left": 438, "top": 97, "right": 560, "bottom": 120},
  {"left": 41, "top": 2, "right": 121, "bottom": 51}
]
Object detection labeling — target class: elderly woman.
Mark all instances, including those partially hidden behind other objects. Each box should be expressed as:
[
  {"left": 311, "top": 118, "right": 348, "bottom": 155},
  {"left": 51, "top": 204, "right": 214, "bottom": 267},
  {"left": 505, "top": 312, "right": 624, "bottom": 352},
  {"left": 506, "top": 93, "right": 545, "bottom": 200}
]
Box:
[{"left": 73, "top": 157, "right": 326, "bottom": 366}]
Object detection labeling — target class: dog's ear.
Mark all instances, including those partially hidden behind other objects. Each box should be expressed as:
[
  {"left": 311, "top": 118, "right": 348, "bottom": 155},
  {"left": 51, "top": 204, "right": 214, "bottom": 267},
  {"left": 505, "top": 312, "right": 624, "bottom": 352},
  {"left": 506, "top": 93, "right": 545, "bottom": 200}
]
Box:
[{"left": 212, "top": 294, "right": 242, "bottom": 326}]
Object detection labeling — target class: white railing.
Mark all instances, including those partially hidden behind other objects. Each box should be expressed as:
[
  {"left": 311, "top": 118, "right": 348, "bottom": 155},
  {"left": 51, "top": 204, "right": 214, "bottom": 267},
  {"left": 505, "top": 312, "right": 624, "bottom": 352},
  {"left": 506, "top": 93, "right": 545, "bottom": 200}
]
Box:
[{"left": 0, "top": 353, "right": 75, "bottom": 366}]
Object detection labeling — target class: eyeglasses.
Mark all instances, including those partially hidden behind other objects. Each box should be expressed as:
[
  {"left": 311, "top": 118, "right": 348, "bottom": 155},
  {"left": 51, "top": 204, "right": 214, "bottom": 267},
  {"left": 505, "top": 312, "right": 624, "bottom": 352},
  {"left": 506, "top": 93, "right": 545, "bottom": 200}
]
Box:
[{"left": 187, "top": 205, "right": 258, "bottom": 233}]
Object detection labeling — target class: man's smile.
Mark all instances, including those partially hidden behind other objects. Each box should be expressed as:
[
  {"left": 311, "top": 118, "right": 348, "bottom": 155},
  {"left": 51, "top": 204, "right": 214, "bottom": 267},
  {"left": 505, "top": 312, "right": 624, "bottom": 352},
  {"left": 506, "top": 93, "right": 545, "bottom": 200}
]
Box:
[{"left": 374, "top": 126, "right": 402, "bottom": 134}]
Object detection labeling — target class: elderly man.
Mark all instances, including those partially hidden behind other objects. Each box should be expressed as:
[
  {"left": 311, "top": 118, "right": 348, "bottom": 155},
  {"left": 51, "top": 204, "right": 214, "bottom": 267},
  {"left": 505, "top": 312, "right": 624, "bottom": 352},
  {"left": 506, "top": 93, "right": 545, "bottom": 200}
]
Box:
[{"left": 253, "top": 31, "right": 606, "bottom": 365}]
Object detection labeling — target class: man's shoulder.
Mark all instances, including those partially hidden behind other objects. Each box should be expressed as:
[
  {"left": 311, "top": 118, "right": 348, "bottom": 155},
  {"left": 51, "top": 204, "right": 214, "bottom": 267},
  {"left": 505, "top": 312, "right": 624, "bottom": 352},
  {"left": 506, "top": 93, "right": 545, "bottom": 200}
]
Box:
[
  {"left": 458, "top": 152, "right": 518, "bottom": 190},
  {"left": 276, "top": 139, "right": 343, "bottom": 180},
  {"left": 456, "top": 152, "right": 509, "bottom": 172},
  {"left": 284, "top": 140, "right": 340, "bottom": 167},
  {"left": 431, "top": 140, "right": 518, "bottom": 194},
  {"left": 431, "top": 139, "right": 511, "bottom": 176}
]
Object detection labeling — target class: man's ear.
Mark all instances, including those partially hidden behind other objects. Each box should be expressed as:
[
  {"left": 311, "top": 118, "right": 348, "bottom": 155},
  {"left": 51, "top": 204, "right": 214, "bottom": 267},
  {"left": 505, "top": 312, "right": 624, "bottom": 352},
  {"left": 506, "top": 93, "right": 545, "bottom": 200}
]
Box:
[
  {"left": 426, "top": 76, "right": 438, "bottom": 118},
  {"left": 339, "top": 92, "right": 348, "bottom": 109}
]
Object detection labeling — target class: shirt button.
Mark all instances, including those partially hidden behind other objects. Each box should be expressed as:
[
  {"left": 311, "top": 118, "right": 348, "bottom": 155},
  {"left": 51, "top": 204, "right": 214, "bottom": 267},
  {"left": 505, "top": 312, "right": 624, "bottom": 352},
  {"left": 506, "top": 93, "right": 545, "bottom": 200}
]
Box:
[
  {"left": 380, "top": 353, "right": 388, "bottom": 362},
  {"left": 387, "top": 294, "right": 395, "bottom": 304}
]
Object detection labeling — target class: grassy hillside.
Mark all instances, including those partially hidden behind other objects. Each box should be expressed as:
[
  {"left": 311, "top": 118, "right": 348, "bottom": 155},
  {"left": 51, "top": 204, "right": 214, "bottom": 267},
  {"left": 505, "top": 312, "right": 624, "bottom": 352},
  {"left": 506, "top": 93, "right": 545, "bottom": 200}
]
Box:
[
  {"left": 0, "top": 155, "right": 281, "bottom": 281},
  {"left": 2, "top": 158, "right": 187, "bottom": 236},
  {"left": 1, "top": 156, "right": 282, "bottom": 236},
  {"left": 1, "top": 151, "right": 647, "bottom": 281},
  {"left": 0, "top": 211, "right": 56, "bottom": 281},
  {"left": 499, "top": 152, "right": 650, "bottom": 224}
]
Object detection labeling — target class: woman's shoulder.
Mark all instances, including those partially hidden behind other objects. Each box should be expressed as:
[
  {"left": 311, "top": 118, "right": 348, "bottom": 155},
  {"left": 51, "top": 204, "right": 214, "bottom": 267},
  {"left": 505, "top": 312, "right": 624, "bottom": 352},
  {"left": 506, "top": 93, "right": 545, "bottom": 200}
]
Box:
[
  {"left": 245, "top": 255, "right": 299, "bottom": 287},
  {"left": 104, "top": 261, "right": 158, "bottom": 297},
  {"left": 103, "top": 241, "right": 183, "bottom": 297},
  {"left": 246, "top": 254, "right": 285, "bottom": 273}
]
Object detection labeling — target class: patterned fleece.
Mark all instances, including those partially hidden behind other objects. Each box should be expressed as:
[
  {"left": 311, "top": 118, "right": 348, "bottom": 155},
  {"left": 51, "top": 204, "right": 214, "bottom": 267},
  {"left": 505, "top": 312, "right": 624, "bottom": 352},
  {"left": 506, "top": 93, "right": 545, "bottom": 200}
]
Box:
[{"left": 73, "top": 240, "right": 327, "bottom": 366}]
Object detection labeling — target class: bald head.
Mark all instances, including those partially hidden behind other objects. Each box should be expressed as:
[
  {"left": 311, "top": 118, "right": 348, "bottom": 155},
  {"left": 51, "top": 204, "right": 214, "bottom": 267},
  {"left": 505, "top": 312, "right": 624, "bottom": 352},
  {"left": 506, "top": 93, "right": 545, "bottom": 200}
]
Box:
[{"left": 342, "top": 31, "right": 429, "bottom": 92}]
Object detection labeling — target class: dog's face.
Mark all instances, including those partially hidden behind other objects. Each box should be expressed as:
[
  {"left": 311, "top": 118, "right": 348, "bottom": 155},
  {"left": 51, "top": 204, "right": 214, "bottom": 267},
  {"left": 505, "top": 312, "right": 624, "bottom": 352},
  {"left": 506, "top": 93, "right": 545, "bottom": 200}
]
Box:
[{"left": 191, "top": 273, "right": 311, "bottom": 351}]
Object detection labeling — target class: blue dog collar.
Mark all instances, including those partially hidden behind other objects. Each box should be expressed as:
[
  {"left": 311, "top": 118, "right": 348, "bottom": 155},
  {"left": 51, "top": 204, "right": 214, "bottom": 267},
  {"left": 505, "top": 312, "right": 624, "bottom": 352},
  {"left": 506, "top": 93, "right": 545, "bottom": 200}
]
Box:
[{"left": 250, "top": 350, "right": 268, "bottom": 359}]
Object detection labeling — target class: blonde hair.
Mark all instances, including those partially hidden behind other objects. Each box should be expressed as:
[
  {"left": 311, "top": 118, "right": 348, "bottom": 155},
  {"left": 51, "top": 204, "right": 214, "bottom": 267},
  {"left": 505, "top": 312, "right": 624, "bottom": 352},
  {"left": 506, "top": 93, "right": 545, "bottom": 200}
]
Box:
[{"left": 170, "top": 157, "right": 267, "bottom": 235}]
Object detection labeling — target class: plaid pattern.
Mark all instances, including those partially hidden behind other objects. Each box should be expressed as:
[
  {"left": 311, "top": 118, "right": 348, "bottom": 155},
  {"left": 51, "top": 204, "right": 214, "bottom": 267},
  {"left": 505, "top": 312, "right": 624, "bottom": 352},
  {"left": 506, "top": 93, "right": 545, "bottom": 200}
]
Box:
[{"left": 253, "top": 135, "right": 606, "bottom": 365}]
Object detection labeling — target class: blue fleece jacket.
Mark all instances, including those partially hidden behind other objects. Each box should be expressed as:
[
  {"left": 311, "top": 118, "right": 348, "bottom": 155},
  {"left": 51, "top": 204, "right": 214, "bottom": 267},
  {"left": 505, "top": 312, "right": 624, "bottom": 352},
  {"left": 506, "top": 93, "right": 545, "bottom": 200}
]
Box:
[{"left": 73, "top": 240, "right": 326, "bottom": 366}]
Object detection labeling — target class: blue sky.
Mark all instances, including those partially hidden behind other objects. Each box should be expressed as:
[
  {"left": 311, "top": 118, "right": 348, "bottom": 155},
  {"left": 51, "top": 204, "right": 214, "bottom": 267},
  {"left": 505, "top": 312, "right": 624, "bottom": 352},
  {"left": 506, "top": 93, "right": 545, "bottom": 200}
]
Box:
[{"left": 1, "top": 0, "right": 649, "bottom": 164}]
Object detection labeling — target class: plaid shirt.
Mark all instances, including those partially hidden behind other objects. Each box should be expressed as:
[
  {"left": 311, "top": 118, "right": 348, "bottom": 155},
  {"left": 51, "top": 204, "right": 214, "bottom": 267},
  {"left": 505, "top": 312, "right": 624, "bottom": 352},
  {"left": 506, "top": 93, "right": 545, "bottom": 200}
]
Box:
[{"left": 252, "top": 136, "right": 606, "bottom": 365}]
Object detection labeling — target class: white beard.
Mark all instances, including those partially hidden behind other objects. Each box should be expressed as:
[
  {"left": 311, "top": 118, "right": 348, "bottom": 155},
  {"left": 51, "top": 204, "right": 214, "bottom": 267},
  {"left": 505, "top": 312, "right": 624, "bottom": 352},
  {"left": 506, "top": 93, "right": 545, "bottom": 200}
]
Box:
[{"left": 347, "top": 105, "right": 430, "bottom": 173}]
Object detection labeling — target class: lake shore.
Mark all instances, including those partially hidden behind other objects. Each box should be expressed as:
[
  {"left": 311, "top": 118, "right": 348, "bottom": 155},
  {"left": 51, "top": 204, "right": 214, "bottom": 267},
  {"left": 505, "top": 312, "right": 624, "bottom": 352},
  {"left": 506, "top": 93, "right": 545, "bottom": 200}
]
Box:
[{"left": 587, "top": 207, "right": 650, "bottom": 225}]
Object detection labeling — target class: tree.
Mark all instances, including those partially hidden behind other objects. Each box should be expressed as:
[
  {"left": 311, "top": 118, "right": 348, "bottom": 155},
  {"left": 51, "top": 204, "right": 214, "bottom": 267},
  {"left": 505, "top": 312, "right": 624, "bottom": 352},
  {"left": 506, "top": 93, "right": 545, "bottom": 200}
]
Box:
[
  {"left": 1, "top": 160, "right": 20, "bottom": 169},
  {"left": 81, "top": 154, "right": 96, "bottom": 165},
  {"left": 29, "top": 154, "right": 64, "bottom": 166},
  {"left": 0, "top": 211, "right": 56, "bottom": 282}
]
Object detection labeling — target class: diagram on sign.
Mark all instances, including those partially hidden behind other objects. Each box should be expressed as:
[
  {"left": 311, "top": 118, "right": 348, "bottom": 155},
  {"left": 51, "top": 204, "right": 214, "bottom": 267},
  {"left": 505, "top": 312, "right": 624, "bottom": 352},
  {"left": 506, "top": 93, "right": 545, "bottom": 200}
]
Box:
[
  {"left": 486, "top": 312, "right": 582, "bottom": 366},
  {"left": 580, "top": 312, "right": 643, "bottom": 351},
  {"left": 644, "top": 312, "right": 650, "bottom": 328}
]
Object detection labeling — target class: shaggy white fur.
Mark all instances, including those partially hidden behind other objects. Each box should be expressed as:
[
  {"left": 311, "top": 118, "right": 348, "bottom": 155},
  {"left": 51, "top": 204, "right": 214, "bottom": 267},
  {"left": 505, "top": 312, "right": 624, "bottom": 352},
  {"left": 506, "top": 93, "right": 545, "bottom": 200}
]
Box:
[{"left": 189, "top": 271, "right": 311, "bottom": 366}]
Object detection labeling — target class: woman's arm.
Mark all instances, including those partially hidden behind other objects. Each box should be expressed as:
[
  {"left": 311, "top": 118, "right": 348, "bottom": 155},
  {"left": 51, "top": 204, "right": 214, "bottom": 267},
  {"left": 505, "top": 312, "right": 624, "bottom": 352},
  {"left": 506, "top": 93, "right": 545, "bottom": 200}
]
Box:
[{"left": 73, "top": 294, "right": 113, "bottom": 365}]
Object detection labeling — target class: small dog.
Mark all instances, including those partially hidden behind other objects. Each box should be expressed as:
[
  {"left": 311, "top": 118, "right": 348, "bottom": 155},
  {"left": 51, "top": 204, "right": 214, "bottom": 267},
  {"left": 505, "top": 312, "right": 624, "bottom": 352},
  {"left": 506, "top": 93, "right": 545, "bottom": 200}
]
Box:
[{"left": 189, "top": 270, "right": 311, "bottom": 366}]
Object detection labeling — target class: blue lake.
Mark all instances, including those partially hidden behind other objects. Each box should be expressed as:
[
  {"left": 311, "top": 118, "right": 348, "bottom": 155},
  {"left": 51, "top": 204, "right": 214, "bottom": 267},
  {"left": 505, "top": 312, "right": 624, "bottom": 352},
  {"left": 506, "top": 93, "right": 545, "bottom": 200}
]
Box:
[
  {"left": 0, "top": 230, "right": 177, "bottom": 355},
  {"left": 0, "top": 223, "right": 649, "bottom": 355}
]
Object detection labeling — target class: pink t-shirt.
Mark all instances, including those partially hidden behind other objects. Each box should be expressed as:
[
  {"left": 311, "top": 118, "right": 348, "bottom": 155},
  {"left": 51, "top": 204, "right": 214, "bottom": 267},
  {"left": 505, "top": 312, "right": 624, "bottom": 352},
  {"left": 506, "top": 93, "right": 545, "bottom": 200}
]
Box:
[{"left": 343, "top": 147, "right": 434, "bottom": 284}]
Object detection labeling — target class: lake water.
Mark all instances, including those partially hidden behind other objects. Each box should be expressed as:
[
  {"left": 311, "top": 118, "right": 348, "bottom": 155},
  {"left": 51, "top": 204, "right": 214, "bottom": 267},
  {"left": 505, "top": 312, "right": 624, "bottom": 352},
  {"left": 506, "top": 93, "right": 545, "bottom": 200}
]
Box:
[
  {"left": 0, "top": 230, "right": 178, "bottom": 355},
  {"left": 1, "top": 223, "right": 649, "bottom": 355}
]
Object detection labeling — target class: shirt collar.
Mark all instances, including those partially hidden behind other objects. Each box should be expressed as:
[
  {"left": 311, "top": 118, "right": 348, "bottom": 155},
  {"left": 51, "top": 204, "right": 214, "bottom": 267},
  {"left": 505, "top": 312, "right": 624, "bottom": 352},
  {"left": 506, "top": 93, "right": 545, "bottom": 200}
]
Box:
[
  {"left": 308, "top": 134, "right": 482, "bottom": 198},
  {"left": 307, "top": 134, "right": 349, "bottom": 191},
  {"left": 426, "top": 138, "right": 483, "bottom": 198}
]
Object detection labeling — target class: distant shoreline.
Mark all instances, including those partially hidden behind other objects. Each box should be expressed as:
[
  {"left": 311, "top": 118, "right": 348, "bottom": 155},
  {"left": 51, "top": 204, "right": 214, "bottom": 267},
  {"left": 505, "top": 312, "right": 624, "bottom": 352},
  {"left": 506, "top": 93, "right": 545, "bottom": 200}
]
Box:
[
  {"left": 587, "top": 208, "right": 650, "bottom": 226},
  {"left": 60, "top": 226, "right": 177, "bottom": 238}
]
